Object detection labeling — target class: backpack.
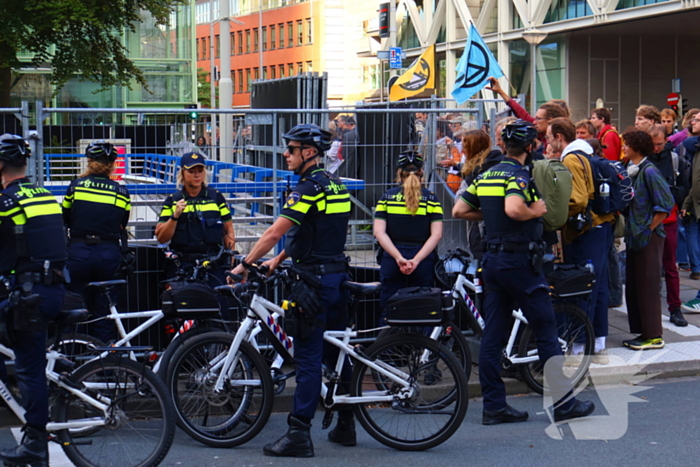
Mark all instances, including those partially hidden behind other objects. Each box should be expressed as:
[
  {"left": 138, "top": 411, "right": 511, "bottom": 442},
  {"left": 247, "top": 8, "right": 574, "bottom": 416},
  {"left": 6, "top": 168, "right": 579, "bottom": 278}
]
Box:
[
  {"left": 532, "top": 159, "right": 573, "bottom": 232},
  {"left": 570, "top": 150, "right": 634, "bottom": 215},
  {"left": 600, "top": 128, "right": 623, "bottom": 161}
]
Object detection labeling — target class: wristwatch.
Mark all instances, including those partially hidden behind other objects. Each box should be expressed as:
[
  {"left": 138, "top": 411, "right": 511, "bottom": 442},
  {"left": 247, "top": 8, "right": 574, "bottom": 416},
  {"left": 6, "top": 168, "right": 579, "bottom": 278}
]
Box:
[
  {"left": 171, "top": 215, "right": 180, "bottom": 221},
  {"left": 240, "top": 258, "right": 253, "bottom": 269}
]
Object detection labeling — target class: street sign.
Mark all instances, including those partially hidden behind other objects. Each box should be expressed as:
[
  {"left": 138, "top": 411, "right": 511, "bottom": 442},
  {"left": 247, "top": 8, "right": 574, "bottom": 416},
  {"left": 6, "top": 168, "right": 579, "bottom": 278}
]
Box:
[
  {"left": 672, "top": 78, "right": 681, "bottom": 94},
  {"left": 667, "top": 92, "right": 680, "bottom": 106},
  {"left": 379, "top": 3, "right": 390, "bottom": 38},
  {"left": 377, "top": 50, "right": 390, "bottom": 60},
  {"left": 389, "top": 47, "right": 402, "bottom": 69}
]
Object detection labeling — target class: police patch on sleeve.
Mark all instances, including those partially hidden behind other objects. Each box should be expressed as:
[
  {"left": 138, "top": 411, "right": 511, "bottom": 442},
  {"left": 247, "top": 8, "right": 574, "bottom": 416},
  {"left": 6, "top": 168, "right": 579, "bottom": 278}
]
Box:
[
  {"left": 285, "top": 192, "right": 301, "bottom": 207},
  {"left": 516, "top": 176, "right": 528, "bottom": 189}
]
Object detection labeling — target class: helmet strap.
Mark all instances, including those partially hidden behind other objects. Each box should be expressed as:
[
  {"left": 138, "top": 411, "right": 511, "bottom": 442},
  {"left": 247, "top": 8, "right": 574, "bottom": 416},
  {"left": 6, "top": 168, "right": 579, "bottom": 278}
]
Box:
[{"left": 293, "top": 150, "right": 319, "bottom": 175}]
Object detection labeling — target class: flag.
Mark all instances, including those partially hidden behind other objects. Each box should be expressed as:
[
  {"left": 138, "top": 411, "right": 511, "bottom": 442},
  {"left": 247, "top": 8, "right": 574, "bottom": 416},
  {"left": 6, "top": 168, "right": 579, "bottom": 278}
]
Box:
[
  {"left": 452, "top": 24, "right": 504, "bottom": 104},
  {"left": 389, "top": 45, "right": 435, "bottom": 101}
]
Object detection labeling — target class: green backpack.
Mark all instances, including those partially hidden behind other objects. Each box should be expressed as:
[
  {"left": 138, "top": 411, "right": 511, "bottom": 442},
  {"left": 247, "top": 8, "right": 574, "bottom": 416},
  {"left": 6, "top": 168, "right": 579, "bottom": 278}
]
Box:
[{"left": 532, "top": 159, "right": 573, "bottom": 232}]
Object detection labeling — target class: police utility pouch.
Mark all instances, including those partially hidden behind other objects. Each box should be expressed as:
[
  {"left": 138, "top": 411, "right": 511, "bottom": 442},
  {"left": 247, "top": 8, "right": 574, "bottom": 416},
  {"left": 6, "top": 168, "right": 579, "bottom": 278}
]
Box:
[
  {"left": 288, "top": 266, "right": 323, "bottom": 318},
  {"left": 546, "top": 264, "right": 595, "bottom": 298},
  {"left": 161, "top": 281, "right": 221, "bottom": 320},
  {"left": 9, "top": 289, "right": 44, "bottom": 332},
  {"left": 386, "top": 287, "right": 444, "bottom": 326}
]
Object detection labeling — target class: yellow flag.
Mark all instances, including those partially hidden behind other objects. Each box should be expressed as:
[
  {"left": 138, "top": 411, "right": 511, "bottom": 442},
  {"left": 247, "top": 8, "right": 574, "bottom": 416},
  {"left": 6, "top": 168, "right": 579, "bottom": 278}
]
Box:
[{"left": 389, "top": 45, "right": 435, "bottom": 101}]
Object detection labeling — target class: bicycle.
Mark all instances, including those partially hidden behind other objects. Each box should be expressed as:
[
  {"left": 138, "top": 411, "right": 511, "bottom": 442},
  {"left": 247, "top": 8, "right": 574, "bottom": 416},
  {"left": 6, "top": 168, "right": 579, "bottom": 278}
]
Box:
[
  {"left": 0, "top": 306, "right": 175, "bottom": 467},
  {"left": 165, "top": 265, "right": 469, "bottom": 451},
  {"left": 54, "top": 247, "right": 237, "bottom": 378},
  {"left": 435, "top": 248, "right": 594, "bottom": 395}
]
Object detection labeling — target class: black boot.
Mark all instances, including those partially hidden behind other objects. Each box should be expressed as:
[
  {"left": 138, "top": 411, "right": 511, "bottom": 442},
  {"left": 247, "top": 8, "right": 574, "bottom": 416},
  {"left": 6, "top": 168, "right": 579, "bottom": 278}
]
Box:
[
  {"left": 263, "top": 414, "right": 314, "bottom": 458},
  {"left": 0, "top": 425, "right": 48, "bottom": 467},
  {"left": 328, "top": 410, "right": 356, "bottom": 446}
]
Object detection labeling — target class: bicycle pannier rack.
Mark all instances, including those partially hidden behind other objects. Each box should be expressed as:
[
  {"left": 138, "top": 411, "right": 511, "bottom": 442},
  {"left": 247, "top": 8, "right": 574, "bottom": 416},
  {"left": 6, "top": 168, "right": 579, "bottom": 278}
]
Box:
[{"left": 546, "top": 265, "right": 595, "bottom": 298}]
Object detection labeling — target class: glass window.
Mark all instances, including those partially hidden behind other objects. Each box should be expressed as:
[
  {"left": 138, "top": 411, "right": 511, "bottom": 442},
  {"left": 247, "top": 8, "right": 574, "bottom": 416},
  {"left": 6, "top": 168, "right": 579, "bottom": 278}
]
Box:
[
  {"left": 288, "top": 22, "right": 293, "bottom": 47},
  {"left": 297, "top": 62, "right": 303, "bottom": 74},
  {"left": 246, "top": 30, "right": 251, "bottom": 53},
  {"left": 306, "top": 61, "right": 312, "bottom": 72},
  {"left": 254, "top": 67, "right": 259, "bottom": 80},
  {"left": 262, "top": 27, "right": 267, "bottom": 51},
  {"left": 280, "top": 64, "right": 285, "bottom": 78},
  {"left": 238, "top": 32, "right": 243, "bottom": 54},
  {"left": 279, "top": 23, "right": 285, "bottom": 49},
  {"left": 196, "top": 39, "right": 200, "bottom": 60},
  {"left": 305, "top": 18, "right": 312, "bottom": 44},
  {"left": 616, "top": 0, "right": 670, "bottom": 10},
  {"left": 544, "top": 0, "right": 592, "bottom": 23},
  {"left": 246, "top": 69, "right": 251, "bottom": 91},
  {"left": 231, "top": 33, "right": 235, "bottom": 55},
  {"left": 238, "top": 70, "right": 244, "bottom": 92},
  {"left": 253, "top": 28, "right": 258, "bottom": 52},
  {"left": 288, "top": 63, "right": 294, "bottom": 76},
  {"left": 231, "top": 72, "right": 235, "bottom": 93},
  {"left": 297, "top": 20, "right": 303, "bottom": 46},
  {"left": 270, "top": 66, "right": 276, "bottom": 79},
  {"left": 215, "top": 35, "right": 220, "bottom": 58},
  {"left": 202, "top": 37, "right": 207, "bottom": 59},
  {"left": 270, "top": 25, "right": 276, "bottom": 49},
  {"left": 263, "top": 66, "right": 267, "bottom": 79}
]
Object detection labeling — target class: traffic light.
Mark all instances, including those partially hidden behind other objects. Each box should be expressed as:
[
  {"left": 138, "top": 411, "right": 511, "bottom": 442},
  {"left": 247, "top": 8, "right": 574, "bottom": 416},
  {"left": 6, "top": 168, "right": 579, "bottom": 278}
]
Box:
[
  {"left": 185, "top": 104, "right": 198, "bottom": 119},
  {"left": 681, "top": 98, "right": 688, "bottom": 116}
]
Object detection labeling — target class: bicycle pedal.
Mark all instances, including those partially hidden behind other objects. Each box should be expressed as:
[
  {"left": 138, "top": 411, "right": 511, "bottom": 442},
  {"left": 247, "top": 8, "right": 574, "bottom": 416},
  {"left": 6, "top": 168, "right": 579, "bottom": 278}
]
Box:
[{"left": 321, "top": 410, "right": 334, "bottom": 430}]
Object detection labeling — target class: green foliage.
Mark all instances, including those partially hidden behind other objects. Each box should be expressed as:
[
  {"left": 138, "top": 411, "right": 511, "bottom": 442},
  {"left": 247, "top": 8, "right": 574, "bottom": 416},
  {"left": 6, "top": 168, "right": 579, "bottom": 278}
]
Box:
[
  {"left": 197, "top": 67, "right": 215, "bottom": 108},
  {"left": 0, "top": 0, "right": 188, "bottom": 94}
]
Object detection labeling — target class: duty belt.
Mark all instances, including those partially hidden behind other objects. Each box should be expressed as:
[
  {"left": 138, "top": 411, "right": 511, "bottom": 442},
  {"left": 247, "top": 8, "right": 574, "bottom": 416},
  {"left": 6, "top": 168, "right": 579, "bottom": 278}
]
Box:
[
  {"left": 71, "top": 235, "right": 120, "bottom": 246},
  {"left": 485, "top": 242, "right": 531, "bottom": 254},
  {"left": 295, "top": 262, "right": 347, "bottom": 275},
  {"left": 16, "top": 270, "right": 65, "bottom": 286}
]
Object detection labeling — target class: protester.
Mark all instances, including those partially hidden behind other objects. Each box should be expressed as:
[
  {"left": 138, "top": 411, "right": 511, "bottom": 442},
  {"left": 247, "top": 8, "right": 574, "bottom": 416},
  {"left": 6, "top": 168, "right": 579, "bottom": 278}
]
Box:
[
  {"left": 661, "top": 108, "right": 678, "bottom": 136},
  {"left": 575, "top": 120, "right": 596, "bottom": 140},
  {"left": 590, "top": 108, "right": 622, "bottom": 161}
]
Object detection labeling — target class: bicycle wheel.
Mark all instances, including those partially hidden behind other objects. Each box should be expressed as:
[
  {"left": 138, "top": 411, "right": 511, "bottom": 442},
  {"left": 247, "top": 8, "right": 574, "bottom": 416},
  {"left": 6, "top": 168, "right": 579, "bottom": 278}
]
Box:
[
  {"left": 350, "top": 334, "right": 468, "bottom": 451},
  {"left": 377, "top": 322, "right": 472, "bottom": 382},
  {"left": 166, "top": 331, "right": 274, "bottom": 448},
  {"left": 48, "top": 333, "right": 105, "bottom": 367},
  {"left": 155, "top": 325, "right": 222, "bottom": 380},
  {"left": 54, "top": 356, "right": 175, "bottom": 467},
  {"left": 517, "top": 302, "right": 594, "bottom": 395}
]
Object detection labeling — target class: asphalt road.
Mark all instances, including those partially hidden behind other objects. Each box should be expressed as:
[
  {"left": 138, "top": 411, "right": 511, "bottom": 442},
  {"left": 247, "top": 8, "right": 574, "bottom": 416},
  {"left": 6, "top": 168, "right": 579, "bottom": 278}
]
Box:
[{"left": 2, "top": 375, "right": 692, "bottom": 467}]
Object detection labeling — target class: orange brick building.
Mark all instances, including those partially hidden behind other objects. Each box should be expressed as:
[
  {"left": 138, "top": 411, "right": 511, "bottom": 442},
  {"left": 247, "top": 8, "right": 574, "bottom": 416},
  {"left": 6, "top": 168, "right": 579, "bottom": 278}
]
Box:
[{"left": 195, "top": 1, "right": 324, "bottom": 108}]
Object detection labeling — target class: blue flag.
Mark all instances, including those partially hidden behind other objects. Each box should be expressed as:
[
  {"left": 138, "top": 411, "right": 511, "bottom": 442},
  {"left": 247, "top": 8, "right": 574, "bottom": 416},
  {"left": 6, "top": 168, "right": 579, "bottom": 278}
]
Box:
[{"left": 452, "top": 24, "right": 504, "bottom": 104}]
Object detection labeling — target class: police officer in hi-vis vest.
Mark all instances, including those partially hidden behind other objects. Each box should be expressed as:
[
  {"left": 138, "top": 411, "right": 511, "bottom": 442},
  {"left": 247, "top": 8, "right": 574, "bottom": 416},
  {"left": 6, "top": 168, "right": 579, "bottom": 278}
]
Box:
[
  {"left": 453, "top": 120, "right": 595, "bottom": 426},
  {"left": 230, "top": 124, "right": 352, "bottom": 458},
  {"left": 0, "top": 134, "right": 67, "bottom": 467},
  {"left": 62, "top": 141, "right": 131, "bottom": 343}
]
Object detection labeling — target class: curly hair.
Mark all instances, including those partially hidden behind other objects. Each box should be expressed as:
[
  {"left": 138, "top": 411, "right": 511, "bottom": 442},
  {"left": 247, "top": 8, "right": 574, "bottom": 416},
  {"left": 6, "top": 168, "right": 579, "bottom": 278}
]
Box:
[
  {"left": 80, "top": 159, "right": 114, "bottom": 178},
  {"left": 460, "top": 130, "right": 491, "bottom": 177},
  {"left": 621, "top": 130, "right": 654, "bottom": 156},
  {"left": 636, "top": 105, "right": 661, "bottom": 124}
]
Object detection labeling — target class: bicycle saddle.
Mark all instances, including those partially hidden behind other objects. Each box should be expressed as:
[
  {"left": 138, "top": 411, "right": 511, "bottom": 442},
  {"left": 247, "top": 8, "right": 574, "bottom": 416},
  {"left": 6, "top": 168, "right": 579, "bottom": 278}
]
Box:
[
  {"left": 341, "top": 281, "right": 382, "bottom": 296},
  {"left": 85, "top": 279, "right": 127, "bottom": 291},
  {"left": 55, "top": 308, "right": 89, "bottom": 326}
]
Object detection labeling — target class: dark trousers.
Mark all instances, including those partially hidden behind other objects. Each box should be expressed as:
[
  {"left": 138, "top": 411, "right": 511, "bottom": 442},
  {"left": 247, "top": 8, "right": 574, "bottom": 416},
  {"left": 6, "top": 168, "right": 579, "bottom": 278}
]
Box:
[
  {"left": 608, "top": 241, "right": 623, "bottom": 306},
  {"left": 480, "top": 252, "right": 573, "bottom": 411},
  {"left": 378, "top": 245, "right": 436, "bottom": 324},
  {"left": 0, "top": 283, "right": 64, "bottom": 429},
  {"left": 563, "top": 223, "right": 612, "bottom": 338},
  {"left": 626, "top": 233, "right": 664, "bottom": 338},
  {"left": 66, "top": 242, "right": 120, "bottom": 343},
  {"left": 292, "top": 272, "right": 350, "bottom": 421},
  {"left": 662, "top": 220, "right": 680, "bottom": 311}
]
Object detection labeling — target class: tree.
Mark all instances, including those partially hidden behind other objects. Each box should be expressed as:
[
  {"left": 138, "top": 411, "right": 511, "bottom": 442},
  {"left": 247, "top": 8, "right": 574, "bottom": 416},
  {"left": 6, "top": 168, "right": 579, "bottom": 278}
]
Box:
[
  {"left": 197, "top": 68, "right": 218, "bottom": 109},
  {"left": 0, "top": 0, "right": 188, "bottom": 106}
]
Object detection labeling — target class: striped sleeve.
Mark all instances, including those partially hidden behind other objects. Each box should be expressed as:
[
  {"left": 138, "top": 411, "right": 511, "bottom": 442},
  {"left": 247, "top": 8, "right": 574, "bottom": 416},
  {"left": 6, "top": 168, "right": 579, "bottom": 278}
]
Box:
[
  {"left": 279, "top": 180, "right": 322, "bottom": 225},
  {"left": 460, "top": 181, "right": 480, "bottom": 209},
  {"left": 374, "top": 193, "right": 389, "bottom": 221},
  {"left": 158, "top": 195, "right": 175, "bottom": 222},
  {"left": 216, "top": 191, "right": 232, "bottom": 222},
  {"left": 426, "top": 191, "right": 443, "bottom": 222},
  {"left": 505, "top": 171, "right": 530, "bottom": 200}
]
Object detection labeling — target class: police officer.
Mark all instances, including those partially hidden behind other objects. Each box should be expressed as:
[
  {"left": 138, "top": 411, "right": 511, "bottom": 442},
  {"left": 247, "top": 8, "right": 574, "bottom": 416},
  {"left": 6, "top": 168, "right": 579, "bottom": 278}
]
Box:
[
  {"left": 155, "top": 152, "right": 235, "bottom": 289},
  {"left": 230, "top": 124, "right": 352, "bottom": 457},
  {"left": 62, "top": 141, "right": 131, "bottom": 342},
  {"left": 452, "top": 120, "right": 595, "bottom": 425},
  {"left": 374, "top": 151, "right": 443, "bottom": 323},
  {"left": 0, "top": 135, "right": 66, "bottom": 467}
]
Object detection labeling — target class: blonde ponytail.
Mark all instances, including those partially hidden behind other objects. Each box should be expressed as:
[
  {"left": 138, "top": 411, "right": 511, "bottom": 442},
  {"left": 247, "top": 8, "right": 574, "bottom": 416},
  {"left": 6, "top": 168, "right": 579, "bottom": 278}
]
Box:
[{"left": 395, "top": 168, "right": 423, "bottom": 215}]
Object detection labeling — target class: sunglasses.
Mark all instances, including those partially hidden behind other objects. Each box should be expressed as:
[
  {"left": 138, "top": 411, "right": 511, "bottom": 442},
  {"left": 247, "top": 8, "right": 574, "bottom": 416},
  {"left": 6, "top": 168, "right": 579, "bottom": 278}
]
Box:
[{"left": 286, "top": 145, "right": 310, "bottom": 153}]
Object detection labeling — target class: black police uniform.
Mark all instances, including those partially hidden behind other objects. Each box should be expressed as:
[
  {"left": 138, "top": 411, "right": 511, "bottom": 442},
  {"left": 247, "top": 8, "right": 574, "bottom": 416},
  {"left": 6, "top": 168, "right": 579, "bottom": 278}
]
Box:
[
  {"left": 63, "top": 174, "right": 131, "bottom": 343},
  {"left": 279, "top": 166, "right": 351, "bottom": 421},
  {"left": 374, "top": 186, "right": 443, "bottom": 318},
  {"left": 0, "top": 178, "right": 66, "bottom": 430},
  {"left": 461, "top": 157, "right": 573, "bottom": 411},
  {"left": 158, "top": 185, "right": 232, "bottom": 311}
]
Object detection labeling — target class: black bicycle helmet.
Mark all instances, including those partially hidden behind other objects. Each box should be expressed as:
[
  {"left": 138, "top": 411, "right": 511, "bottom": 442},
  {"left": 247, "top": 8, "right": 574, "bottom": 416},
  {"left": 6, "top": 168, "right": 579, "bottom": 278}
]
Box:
[
  {"left": 501, "top": 120, "right": 538, "bottom": 149},
  {"left": 0, "top": 134, "right": 30, "bottom": 167},
  {"left": 85, "top": 140, "right": 118, "bottom": 163},
  {"left": 282, "top": 124, "right": 333, "bottom": 154},
  {"left": 397, "top": 151, "right": 424, "bottom": 171}
]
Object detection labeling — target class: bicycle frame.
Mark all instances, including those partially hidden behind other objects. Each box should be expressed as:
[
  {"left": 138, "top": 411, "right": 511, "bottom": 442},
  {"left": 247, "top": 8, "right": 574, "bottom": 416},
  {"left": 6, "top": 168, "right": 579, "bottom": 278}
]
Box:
[{"left": 0, "top": 343, "right": 110, "bottom": 432}]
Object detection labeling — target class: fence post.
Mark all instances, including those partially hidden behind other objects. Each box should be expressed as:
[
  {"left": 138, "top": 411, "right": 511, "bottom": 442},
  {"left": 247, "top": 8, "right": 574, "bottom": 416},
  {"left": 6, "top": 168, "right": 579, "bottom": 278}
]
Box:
[{"left": 29, "top": 101, "right": 45, "bottom": 187}]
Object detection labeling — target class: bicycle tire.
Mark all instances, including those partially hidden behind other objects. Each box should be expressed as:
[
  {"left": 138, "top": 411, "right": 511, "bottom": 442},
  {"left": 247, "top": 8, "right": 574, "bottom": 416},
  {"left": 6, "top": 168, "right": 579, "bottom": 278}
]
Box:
[
  {"left": 155, "top": 325, "right": 223, "bottom": 380},
  {"left": 54, "top": 356, "right": 175, "bottom": 467},
  {"left": 48, "top": 333, "right": 105, "bottom": 367},
  {"left": 166, "top": 331, "right": 274, "bottom": 448},
  {"left": 517, "top": 302, "right": 594, "bottom": 395},
  {"left": 377, "top": 322, "right": 472, "bottom": 382},
  {"left": 350, "top": 333, "right": 468, "bottom": 451}
]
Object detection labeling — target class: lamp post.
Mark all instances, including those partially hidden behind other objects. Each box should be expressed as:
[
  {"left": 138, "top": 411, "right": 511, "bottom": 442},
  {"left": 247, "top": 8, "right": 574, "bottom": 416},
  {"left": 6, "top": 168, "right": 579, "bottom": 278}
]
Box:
[{"left": 522, "top": 27, "right": 547, "bottom": 114}]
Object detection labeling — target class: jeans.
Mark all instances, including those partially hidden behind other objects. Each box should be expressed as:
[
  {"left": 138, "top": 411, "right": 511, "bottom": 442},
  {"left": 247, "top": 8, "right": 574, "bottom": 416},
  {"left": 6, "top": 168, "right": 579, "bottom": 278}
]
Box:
[
  {"left": 685, "top": 218, "right": 700, "bottom": 274},
  {"left": 677, "top": 221, "right": 689, "bottom": 265}
]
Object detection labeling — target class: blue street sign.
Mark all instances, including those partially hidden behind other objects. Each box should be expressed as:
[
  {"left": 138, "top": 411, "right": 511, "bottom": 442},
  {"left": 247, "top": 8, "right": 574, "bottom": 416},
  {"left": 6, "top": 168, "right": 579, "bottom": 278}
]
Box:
[{"left": 389, "top": 47, "right": 402, "bottom": 69}]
